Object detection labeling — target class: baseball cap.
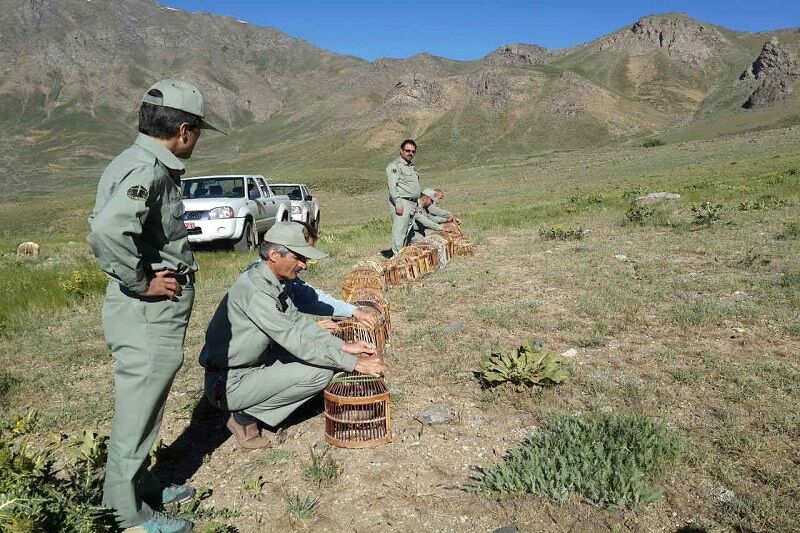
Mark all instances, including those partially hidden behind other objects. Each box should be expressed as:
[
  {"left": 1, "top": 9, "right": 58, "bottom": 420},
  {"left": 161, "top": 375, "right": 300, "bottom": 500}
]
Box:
[
  {"left": 264, "top": 221, "right": 328, "bottom": 260},
  {"left": 421, "top": 188, "right": 436, "bottom": 199},
  {"left": 142, "top": 79, "right": 228, "bottom": 134}
]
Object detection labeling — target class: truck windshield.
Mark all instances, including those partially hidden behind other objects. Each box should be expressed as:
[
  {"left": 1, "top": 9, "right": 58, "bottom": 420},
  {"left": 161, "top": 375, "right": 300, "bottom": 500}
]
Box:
[
  {"left": 182, "top": 177, "right": 245, "bottom": 199},
  {"left": 270, "top": 185, "right": 303, "bottom": 200}
]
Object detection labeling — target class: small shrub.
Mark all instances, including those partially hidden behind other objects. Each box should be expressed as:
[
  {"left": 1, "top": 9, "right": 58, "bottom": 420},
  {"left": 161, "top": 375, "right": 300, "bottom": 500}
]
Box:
[
  {"left": 255, "top": 449, "right": 294, "bottom": 466},
  {"left": 285, "top": 493, "right": 318, "bottom": 520},
  {"left": 481, "top": 341, "right": 570, "bottom": 387},
  {"left": 643, "top": 138, "right": 665, "bottom": 147},
  {"left": 302, "top": 445, "right": 342, "bottom": 486},
  {"left": 691, "top": 201, "right": 725, "bottom": 225},
  {"left": 471, "top": 412, "right": 682, "bottom": 508},
  {"left": 57, "top": 268, "right": 106, "bottom": 297},
  {"left": 624, "top": 204, "right": 654, "bottom": 225},
  {"left": 538, "top": 226, "right": 584, "bottom": 241},
  {"left": 621, "top": 186, "right": 646, "bottom": 200},
  {"left": 777, "top": 222, "right": 800, "bottom": 240},
  {"left": 737, "top": 201, "right": 767, "bottom": 212}
]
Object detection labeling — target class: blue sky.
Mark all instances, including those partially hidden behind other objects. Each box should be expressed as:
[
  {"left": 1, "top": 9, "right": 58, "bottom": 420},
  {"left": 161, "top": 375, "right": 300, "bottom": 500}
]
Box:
[{"left": 164, "top": 0, "right": 800, "bottom": 60}]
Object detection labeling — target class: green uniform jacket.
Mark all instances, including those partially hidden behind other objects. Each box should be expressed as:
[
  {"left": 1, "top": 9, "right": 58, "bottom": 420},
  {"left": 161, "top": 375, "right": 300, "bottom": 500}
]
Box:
[
  {"left": 414, "top": 200, "right": 444, "bottom": 232},
  {"left": 386, "top": 156, "right": 421, "bottom": 204},
  {"left": 427, "top": 202, "right": 451, "bottom": 223},
  {"left": 199, "top": 261, "right": 358, "bottom": 372},
  {"left": 87, "top": 134, "right": 197, "bottom": 293}
]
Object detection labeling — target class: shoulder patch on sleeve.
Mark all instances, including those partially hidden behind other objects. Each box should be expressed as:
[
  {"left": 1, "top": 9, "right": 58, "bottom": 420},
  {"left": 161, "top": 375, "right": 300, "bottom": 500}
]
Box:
[
  {"left": 127, "top": 185, "right": 149, "bottom": 201},
  {"left": 391, "top": 168, "right": 397, "bottom": 173}
]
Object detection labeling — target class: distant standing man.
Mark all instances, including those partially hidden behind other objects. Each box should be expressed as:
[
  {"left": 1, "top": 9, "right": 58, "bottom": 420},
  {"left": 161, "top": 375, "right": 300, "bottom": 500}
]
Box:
[
  {"left": 88, "top": 80, "right": 226, "bottom": 533},
  {"left": 387, "top": 139, "right": 421, "bottom": 256}
]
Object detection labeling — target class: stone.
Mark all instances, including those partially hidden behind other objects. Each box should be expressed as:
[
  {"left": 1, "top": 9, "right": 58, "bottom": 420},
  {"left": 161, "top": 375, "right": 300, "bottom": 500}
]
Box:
[
  {"left": 493, "top": 526, "right": 519, "bottom": 533},
  {"left": 414, "top": 402, "right": 456, "bottom": 425},
  {"left": 16, "top": 241, "right": 39, "bottom": 257},
  {"left": 711, "top": 485, "right": 736, "bottom": 504},
  {"left": 615, "top": 254, "right": 629, "bottom": 262},
  {"left": 408, "top": 442, "right": 427, "bottom": 453},
  {"left": 635, "top": 192, "right": 681, "bottom": 203},
  {"left": 443, "top": 321, "right": 468, "bottom": 333},
  {"left": 561, "top": 348, "right": 578, "bottom": 358}
]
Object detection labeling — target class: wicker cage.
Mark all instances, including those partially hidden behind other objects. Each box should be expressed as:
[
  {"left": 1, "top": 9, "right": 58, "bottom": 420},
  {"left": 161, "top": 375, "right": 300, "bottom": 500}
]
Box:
[
  {"left": 418, "top": 237, "right": 448, "bottom": 269},
  {"left": 333, "top": 318, "right": 387, "bottom": 357},
  {"left": 346, "top": 290, "right": 392, "bottom": 337},
  {"left": 324, "top": 372, "right": 392, "bottom": 448},
  {"left": 399, "top": 246, "right": 433, "bottom": 277},
  {"left": 452, "top": 238, "right": 476, "bottom": 256},
  {"left": 423, "top": 233, "right": 452, "bottom": 261},
  {"left": 384, "top": 255, "right": 418, "bottom": 284},
  {"left": 414, "top": 243, "right": 441, "bottom": 271},
  {"left": 441, "top": 221, "right": 463, "bottom": 239},
  {"left": 342, "top": 267, "right": 385, "bottom": 300}
]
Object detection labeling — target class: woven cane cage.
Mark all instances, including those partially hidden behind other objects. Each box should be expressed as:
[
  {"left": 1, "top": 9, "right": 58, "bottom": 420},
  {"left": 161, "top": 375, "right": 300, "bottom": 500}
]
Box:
[
  {"left": 429, "top": 232, "right": 455, "bottom": 258},
  {"left": 342, "top": 267, "right": 384, "bottom": 300},
  {"left": 333, "top": 318, "right": 387, "bottom": 357},
  {"left": 399, "top": 246, "right": 432, "bottom": 277},
  {"left": 414, "top": 243, "right": 441, "bottom": 271},
  {"left": 347, "top": 290, "right": 392, "bottom": 336},
  {"left": 384, "top": 255, "right": 418, "bottom": 284},
  {"left": 452, "top": 238, "right": 476, "bottom": 256},
  {"left": 441, "top": 221, "right": 462, "bottom": 239},
  {"left": 324, "top": 372, "right": 392, "bottom": 448},
  {"left": 418, "top": 237, "right": 448, "bottom": 269},
  {"left": 355, "top": 259, "right": 385, "bottom": 274},
  {"left": 424, "top": 233, "right": 452, "bottom": 261}
]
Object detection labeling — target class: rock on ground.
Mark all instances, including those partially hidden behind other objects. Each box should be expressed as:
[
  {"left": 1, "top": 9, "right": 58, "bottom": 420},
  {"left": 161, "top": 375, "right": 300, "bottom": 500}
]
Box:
[
  {"left": 414, "top": 402, "right": 456, "bottom": 425},
  {"left": 16, "top": 241, "right": 40, "bottom": 257},
  {"left": 635, "top": 192, "right": 681, "bottom": 203}
]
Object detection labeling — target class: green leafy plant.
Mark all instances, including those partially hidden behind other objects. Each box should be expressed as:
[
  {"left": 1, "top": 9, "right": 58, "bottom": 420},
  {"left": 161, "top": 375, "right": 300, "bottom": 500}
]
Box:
[
  {"left": 57, "top": 268, "right": 106, "bottom": 297},
  {"left": 241, "top": 475, "right": 266, "bottom": 494},
  {"left": 470, "top": 412, "right": 682, "bottom": 508},
  {"left": 302, "top": 445, "right": 342, "bottom": 486},
  {"left": 254, "top": 449, "right": 294, "bottom": 467},
  {"left": 481, "top": 341, "right": 570, "bottom": 387},
  {"left": 285, "top": 492, "right": 319, "bottom": 520},
  {"left": 0, "top": 411, "right": 117, "bottom": 532},
  {"left": 691, "top": 201, "right": 725, "bottom": 225},
  {"left": 538, "top": 226, "right": 585, "bottom": 241}
]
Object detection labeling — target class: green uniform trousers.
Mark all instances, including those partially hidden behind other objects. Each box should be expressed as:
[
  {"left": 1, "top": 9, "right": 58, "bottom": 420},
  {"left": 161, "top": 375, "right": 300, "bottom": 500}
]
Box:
[
  {"left": 101, "top": 281, "right": 194, "bottom": 528},
  {"left": 390, "top": 198, "right": 416, "bottom": 255},
  {"left": 205, "top": 352, "right": 334, "bottom": 427}
]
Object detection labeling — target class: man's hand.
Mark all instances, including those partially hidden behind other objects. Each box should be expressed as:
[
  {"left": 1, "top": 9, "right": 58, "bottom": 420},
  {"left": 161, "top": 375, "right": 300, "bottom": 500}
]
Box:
[
  {"left": 342, "top": 340, "right": 377, "bottom": 358},
  {"left": 316, "top": 319, "right": 339, "bottom": 333},
  {"left": 354, "top": 356, "right": 387, "bottom": 377},
  {"left": 353, "top": 306, "right": 379, "bottom": 329},
  {"left": 138, "top": 270, "right": 181, "bottom": 298},
  {"left": 395, "top": 205, "right": 404, "bottom": 215}
]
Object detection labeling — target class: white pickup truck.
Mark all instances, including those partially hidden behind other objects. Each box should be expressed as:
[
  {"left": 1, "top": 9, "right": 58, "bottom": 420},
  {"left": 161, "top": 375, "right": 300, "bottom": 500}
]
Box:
[
  {"left": 180, "top": 174, "right": 291, "bottom": 250},
  {"left": 270, "top": 183, "right": 321, "bottom": 230}
]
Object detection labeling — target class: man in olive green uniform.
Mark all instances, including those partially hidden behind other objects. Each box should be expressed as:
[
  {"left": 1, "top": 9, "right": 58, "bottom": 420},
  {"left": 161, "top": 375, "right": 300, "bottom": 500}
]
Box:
[
  {"left": 88, "top": 80, "right": 225, "bottom": 533},
  {"left": 410, "top": 189, "right": 444, "bottom": 242},
  {"left": 200, "top": 222, "right": 387, "bottom": 450},
  {"left": 387, "top": 139, "right": 421, "bottom": 256},
  {"left": 428, "top": 188, "right": 459, "bottom": 224}
]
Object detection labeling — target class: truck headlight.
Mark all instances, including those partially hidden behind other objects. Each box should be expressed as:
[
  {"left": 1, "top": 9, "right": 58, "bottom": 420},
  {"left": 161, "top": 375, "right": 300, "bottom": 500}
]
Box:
[
  {"left": 208, "top": 206, "right": 235, "bottom": 219},
  {"left": 291, "top": 206, "right": 302, "bottom": 214}
]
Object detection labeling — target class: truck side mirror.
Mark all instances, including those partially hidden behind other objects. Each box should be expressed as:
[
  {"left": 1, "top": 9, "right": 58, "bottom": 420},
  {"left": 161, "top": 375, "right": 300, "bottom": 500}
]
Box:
[{"left": 306, "top": 195, "right": 313, "bottom": 201}]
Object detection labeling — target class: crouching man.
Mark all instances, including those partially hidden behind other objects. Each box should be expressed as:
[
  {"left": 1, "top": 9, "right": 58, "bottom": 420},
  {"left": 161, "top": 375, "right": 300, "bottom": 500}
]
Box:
[{"left": 199, "top": 222, "right": 387, "bottom": 450}]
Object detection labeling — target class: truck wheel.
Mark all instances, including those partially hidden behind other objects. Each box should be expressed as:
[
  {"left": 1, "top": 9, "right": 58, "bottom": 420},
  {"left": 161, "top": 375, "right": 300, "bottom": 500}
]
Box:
[
  {"left": 313, "top": 213, "right": 321, "bottom": 232},
  {"left": 282, "top": 212, "right": 289, "bottom": 222},
  {"left": 234, "top": 220, "right": 254, "bottom": 251}
]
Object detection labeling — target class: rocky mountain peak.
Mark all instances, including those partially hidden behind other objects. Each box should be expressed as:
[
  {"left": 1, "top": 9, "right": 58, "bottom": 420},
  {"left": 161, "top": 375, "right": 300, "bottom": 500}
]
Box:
[
  {"left": 597, "top": 13, "right": 728, "bottom": 66},
  {"left": 482, "top": 43, "right": 551, "bottom": 66},
  {"left": 742, "top": 38, "right": 800, "bottom": 109}
]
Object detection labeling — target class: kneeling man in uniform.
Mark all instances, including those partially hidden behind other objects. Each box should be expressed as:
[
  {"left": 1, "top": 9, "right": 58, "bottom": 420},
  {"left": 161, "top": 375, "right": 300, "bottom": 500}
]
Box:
[{"left": 200, "top": 222, "right": 387, "bottom": 449}]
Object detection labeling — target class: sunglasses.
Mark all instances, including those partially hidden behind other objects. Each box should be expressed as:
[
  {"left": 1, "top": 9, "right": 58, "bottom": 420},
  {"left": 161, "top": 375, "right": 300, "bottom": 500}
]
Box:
[{"left": 403, "top": 148, "right": 416, "bottom": 153}]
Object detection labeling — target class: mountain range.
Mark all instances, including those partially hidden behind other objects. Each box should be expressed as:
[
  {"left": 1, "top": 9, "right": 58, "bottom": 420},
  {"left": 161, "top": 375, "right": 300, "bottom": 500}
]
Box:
[{"left": 1, "top": 0, "right": 799, "bottom": 195}]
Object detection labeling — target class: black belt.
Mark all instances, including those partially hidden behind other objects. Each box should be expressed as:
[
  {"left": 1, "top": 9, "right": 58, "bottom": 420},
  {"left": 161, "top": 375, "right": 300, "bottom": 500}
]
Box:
[{"left": 203, "top": 361, "right": 263, "bottom": 373}]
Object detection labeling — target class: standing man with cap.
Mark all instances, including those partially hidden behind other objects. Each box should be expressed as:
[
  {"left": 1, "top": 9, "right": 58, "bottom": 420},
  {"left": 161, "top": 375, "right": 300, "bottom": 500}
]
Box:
[
  {"left": 88, "top": 79, "right": 226, "bottom": 533},
  {"left": 387, "top": 139, "right": 421, "bottom": 256},
  {"left": 200, "top": 222, "right": 387, "bottom": 450}
]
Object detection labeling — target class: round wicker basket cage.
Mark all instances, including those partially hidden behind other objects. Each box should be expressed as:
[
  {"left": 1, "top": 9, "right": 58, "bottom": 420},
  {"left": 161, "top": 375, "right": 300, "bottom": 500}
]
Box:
[
  {"left": 342, "top": 267, "right": 385, "bottom": 300},
  {"left": 333, "top": 318, "right": 387, "bottom": 357},
  {"left": 452, "top": 238, "right": 475, "bottom": 256},
  {"left": 324, "top": 372, "right": 392, "bottom": 448}
]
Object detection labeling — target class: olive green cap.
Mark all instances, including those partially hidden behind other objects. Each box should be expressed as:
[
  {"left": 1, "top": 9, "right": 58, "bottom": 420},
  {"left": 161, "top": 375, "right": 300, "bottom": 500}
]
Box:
[
  {"left": 264, "top": 221, "right": 328, "bottom": 260},
  {"left": 421, "top": 188, "right": 436, "bottom": 199},
  {"left": 141, "top": 79, "right": 228, "bottom": 134}
]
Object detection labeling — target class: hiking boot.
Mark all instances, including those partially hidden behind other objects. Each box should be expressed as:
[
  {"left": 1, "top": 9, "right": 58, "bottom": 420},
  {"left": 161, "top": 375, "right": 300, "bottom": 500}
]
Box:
[
  {"left": 123, "top": 511, "right": 193, "bottom": 533},
  {"left": 161, "top": 484, "right": 196, "bottom": 505},
  {"left": 226, "top": 413, "right": 273, "bottom": 450}
]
